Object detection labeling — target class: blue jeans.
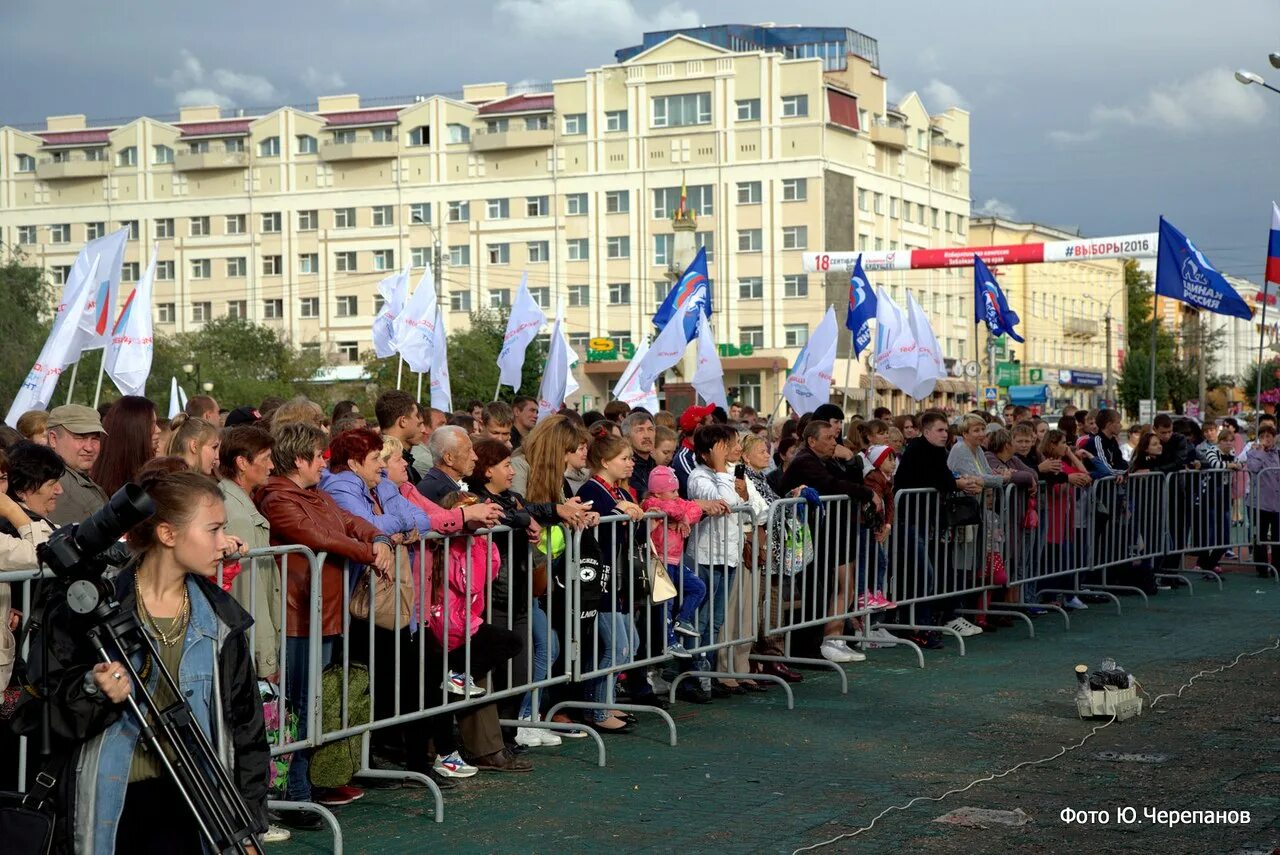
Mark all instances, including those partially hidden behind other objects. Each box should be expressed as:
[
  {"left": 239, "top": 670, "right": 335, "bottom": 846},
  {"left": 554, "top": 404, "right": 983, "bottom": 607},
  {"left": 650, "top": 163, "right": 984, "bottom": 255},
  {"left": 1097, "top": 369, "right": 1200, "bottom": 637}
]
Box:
[
  {"left": 518, "top": 601, "right": 561, "bottom": 720},
  {"left": 666, "top": 562, "right": 707, "bottom": 644},
  {"left": 585, "top": 610, "right": 636, "bottom": 721},
  {"left": 696, "top": 564, "right": 736, "bottom": 650},
  {"left": 285, "top": 635, "right": 337, "bottom": 802}
]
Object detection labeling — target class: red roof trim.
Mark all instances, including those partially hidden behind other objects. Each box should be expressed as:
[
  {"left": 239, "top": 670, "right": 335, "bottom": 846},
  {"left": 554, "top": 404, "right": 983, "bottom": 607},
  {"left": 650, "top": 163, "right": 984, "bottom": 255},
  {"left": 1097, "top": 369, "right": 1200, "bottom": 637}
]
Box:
[
  {"left": 38, "top": 129, "right": 113, "bottom": 146},
  {"left": 176, "top": 118, "right": 254, "bottom": 138},
  {"left": 321, "top": 108, "right": 402, "bottom": 126},
  {"left": 478, "top": 93, "right": 554, "bottom": 115}
]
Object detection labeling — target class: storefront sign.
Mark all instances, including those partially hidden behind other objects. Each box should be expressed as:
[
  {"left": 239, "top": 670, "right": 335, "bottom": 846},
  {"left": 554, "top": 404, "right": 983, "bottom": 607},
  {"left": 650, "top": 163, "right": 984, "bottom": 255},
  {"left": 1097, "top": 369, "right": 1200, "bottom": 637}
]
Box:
[
  {"left": 1057, "top": 369, "right": 1104, "bottom": 387},
  {"left": 995, "top": 361, "right": 1021, "bottom": 387}
]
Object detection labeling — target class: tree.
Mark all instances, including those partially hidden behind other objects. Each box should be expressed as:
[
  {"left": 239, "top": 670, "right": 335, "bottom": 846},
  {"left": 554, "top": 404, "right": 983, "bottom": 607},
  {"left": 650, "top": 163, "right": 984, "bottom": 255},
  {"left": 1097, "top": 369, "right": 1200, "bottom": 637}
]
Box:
[
  {"left": 1118, "top": 260, "right": 1177, "bottom": 416},
  {"left": 1242, "top": 358, "right": 1280, "bottom": 408},
  {"left": 0, "top": 250, "right": 55, "bottom": 406}
]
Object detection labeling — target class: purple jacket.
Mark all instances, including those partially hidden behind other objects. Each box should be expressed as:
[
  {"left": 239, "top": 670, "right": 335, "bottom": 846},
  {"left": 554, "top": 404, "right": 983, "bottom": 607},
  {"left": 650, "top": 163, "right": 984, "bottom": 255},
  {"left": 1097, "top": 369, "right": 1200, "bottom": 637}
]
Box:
[
  {"left": 985, "top": 449, "right": 1036, "bottom": 490},
  {"left": 1246, "top": 444, "right": 1280, "bottom": 512},
  {"left": 320, "top": 469, "right": 429, "bottom": 536}
]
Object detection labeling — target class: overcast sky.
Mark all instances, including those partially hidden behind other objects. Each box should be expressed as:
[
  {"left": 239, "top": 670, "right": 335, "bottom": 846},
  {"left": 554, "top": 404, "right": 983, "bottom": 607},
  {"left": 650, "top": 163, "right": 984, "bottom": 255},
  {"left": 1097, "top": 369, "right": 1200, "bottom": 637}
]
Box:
[{"left": 3, "top": 0, "right": 1277, "bottom": 280}]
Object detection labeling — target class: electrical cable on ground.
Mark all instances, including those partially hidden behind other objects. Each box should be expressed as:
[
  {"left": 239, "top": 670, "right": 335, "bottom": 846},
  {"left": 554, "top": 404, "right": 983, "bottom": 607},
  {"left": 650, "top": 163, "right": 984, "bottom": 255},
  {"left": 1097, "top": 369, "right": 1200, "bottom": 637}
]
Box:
[{"left": 791, "top": 635, "right": 1280, "bottom": 854}]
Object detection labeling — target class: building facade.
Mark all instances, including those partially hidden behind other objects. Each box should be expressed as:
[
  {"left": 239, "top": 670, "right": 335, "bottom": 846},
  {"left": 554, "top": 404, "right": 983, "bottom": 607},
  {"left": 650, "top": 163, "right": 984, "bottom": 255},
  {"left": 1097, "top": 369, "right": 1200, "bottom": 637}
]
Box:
[{"left": 0, "top": 26, "right": 972, "bottom": 410}]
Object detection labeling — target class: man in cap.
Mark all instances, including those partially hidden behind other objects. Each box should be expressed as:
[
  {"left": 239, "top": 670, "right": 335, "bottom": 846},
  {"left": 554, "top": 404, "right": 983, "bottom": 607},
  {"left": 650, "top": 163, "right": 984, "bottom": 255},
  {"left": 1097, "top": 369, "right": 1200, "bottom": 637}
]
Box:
[{"left": 45, "top": 404, "right": 109, "bottom": 526}]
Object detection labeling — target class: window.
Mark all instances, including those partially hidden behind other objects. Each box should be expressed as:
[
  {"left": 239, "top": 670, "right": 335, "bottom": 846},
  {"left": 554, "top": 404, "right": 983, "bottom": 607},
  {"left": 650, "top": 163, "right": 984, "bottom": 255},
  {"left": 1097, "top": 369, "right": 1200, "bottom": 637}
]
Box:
[
  {"left": 448, "top": 201, "right": 469, "bottom": 222},
  {"left": 370, "top": 127, "right": 393, "bottom": 142},
  {"left": 606, "top": 236, "right": 630, "bottom": 259},
  {"left": 957, "top": 214, "right": 966, "bottom": 234},
  {"left": 857, "top": 189, "right": 868, "bottom": 212},
  {"left": 226, "top": 257, "right": 246, "bottom": 277},
  {"left": 946, "top": 212, "right": 953, "bottom": 231},
  {"left": 450, "top": 290, "right": 471, "bottom": 312},
  {"left": 446, "top": 123, "right": 470, "bottom": 144},
  {"left": 297, "top": 210, "right": 317, "bottom": 231},
  {"left": 86, "top": 221, "right": 106, "bottom": 240},
  {"left": 487, "top": 199, "right": 510, "bottom": 220},
  {"left": 890, "top": 197, "right": 899, "bottom": 219},
  {"left": 258, "top": 137, "right": 280, "bottom": 157},
  {"left": 485, "top": 119, "right": 509, "bottom": 133},
  {"left": 526, "top": 196, "right": 548, "bottom": 217},
  {"left": 51, "top": 265, "right": 71, "bottom": 285},
  {"left": 608, "top": 330, "right": 632, "bottom": 352},
  {"left": 737, "top": 181, "right": 762, "bottom": 205},
  {"left": 917, "top": 204, "right": 926, "bottom": 225},
  {"left": 696, "top": 231, "right": 715, "bottom": 262},
  {"left": 736, "top": 98, "right": 761, "bottom": 121},
  {"left": 653, "top": 185, "right": 713, "bottom": 217},
  {"left": 334, "top": 251, "right": 357, "bottom": 272},
  {"left": 121, "top": 262, "right": 140, "bottom": 282},
  {"left": 408, "top": 126, "right": 429, "bottom": 146},
  {"left": 189, "top": 216, "right": 209, "bottom": 237},
  {"left": 152, "top": 145, "right": 173, "bottom": 165},
  {"left": 489, "top": 289, "right": 511, "bottom": 309},
  {"left": 737, "top": 229, "right": 762, "bottom": 252},
  {"left": 527, "top": 241, "right": 549, "bottom": 263},
  {"left": 782, "top": 178, "right": 807, "bottom": 201},
  {"left": 903, "top": 201, "right": 913, "bottom": 222},
  {"left": 605, "top": 110, "right": 628, "bottom": 132},
  {"left": 336, "top": 295, "right": 358, "bottom": 317},
  {"left": 332, "top": 129, "right": 356, "bottom": 144},
  {"left": 784, "top": 274, "right": 809, "bottom": 298},
  {"left": 781, "top": 94, "right": 809, "bottom": 117},
  {"left": 782, "top": 226, "right": 808, "bottom": 250},
  {"left": 227, "top": 300, "right": 247, "bottom": 320},
  {"left": 157, "top": 303, "right": 175, "bottom": 324},
  {"left": 120, "top": 220, "right": 139, "bottom": 240},
  {"left": 263, "top": 299, "right": 284, "bottom": 320},
  {"left": 16, "top": 225, "right": 36, "bottom": 244},
  {"left": 874, "top": 237, "right": 883, "bottom": 251},
  {"left": 224, "top": 139, "right": 246, "bottom": 153},
  {"left": 370, "top": 205, "right": 393, "bottom": 227},
  {"left": 50, "top": 224, "right": 71, "bottom": 243},
  {"left": 741, "top": 326, "right": 765, "bottom": 348},
  {"left": 931, "top": 207, "right": 939, "bottom": 228},
  {"left": 261, "top": 212, "right": 281, "bottom": 233},
  {"left": 565, "top": 193, "right": 588, "bottom": 216},
  {"left": 116, "top": 146, "right": 137, "bottom": 167},
  {"left": 784, "top": 324, "right": 809, "bottom": 347},
  {"left": 525, "top": 115, "right": 549, "bottom": 130},
  {"left": 155, "top": 261, "right": 174, "bottom": 280},
  {"left": 563, "top": 113, "right": 586, "bottom": 135},
  {"left": 651, "top": 92, "right": 711, "bottom": 128},
  {"left": 192, "top": 302, "right": 212, "bottom": 323},
  {"left": 409, "top": 202, "right": 431, "bottom": 224},
  {"left": 608, "top": 282, "right": 631, "bottom": 305},
  {"left": 449, "top": 245, "right": 470, "bottom": 266},
  {"left": 738, "top": 277, "right": 763, "bottom": 299},
  {"left": 654, "top": 281, "right": 672, "bottom": 304},
  {"left": 300, "top": 297, "right": 320, "bottom": 318},
  {"left": 262, "top": 255, "right": 282, "bottom": 275},
  {"left": 529, "top": 287, "right": 551, "bottom": 309},
  {"left": 410, "top": 247, "right": 432, "bottom": 269},
  {"left": 225, "top": 214, "right": 246, "bottom": 235},
  {"left": 654, "top": 234, "right": 673, "bottom": 266},
  {"left": 567, "top": 238, "right": 589, "bottom": 261},
  {"left": 296, "top": 134, "right": 317, "bottom": 154},
  {"left": 299, "top": 253, "right": 318, "bottom": 274},
  {"left": 568, "top": 285, "right": 590, "bottom": 307},
  {"left": 737, "top": 372, "right": 762, "bottom": 409},
  {"left": 190, "top": 259, "right": 211, "bottom": 279},
  {"left": 605, "top": 190, "right": 630, "bottom": 214},
  {"left": 568, "top": 333, "right": 590, "bottom": 352},
  {"left": 334, "top": 207, "right": 356, "bottom": 228},
  {"left": 15, "top": 154, "right": 34, "bottom": 172},
  {"left": 337, "top": 341, "right": 360, "bottom": 363},
  {"left": 873, "top": 193, "right": 884, "bottom": 215},
  {"left": 487, "top": 243, "right": 510, "bottom": 264},
  {"left": 370, "top": 249, "right": 393, "bottom": 271},
  {"left": 918, "top": 129, "right": 927, "bottom": 150}
]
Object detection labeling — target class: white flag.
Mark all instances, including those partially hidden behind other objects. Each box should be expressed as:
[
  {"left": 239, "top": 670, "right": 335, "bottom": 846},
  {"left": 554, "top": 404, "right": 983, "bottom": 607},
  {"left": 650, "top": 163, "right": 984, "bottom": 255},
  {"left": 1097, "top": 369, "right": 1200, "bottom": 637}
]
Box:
[
  {"left": 872, "top": 287, "right": 917, "bottom": 398},
  {"left": 635, "top": 292, "right": 702, "bottom": 393},
  {"left": 168, "top": 376, "right": 190, "bottom": 420},
  {"left": 372, "top": 265, "right": 411, "bottom": 359},
  {"left": 691, "top": 313, "right": 727, "bottom": 409},
  {"left": 391, "top": 264, "right": 439, "bottom": 373},
  {"left": 612, "top": 338, "right": 660, "bottom": 413},
  {"left": 67, "top": 228, "right": 129, "bottom": 353},
  {"left": 537, "top": 309, "right": 572, "bottom": 420},
  {"left": 905, "top": 292, "right": 945, "bottom": 400},
  {"left": 496, "top": 274, "right": 547, "bottom": 392},
  {"left": 782, "top": 307, "right": 838, "bottom": 416},
  {"left": 4, "top": 257, "right": 101, "bottom": 427},
  {"left": 104, "top": 245, "right": 158, "bottom": 398},
  {"left": 429, "top": 307, "right": 452, "bottom": 412}
]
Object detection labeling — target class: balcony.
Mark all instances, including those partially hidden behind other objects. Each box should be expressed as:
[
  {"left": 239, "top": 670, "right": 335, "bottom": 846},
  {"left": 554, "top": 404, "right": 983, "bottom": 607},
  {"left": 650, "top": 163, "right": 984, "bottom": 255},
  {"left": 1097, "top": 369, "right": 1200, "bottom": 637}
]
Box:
[
  {"left": 931, "top": 141, "right": 963, "bottom": 167},
  {"left": 319, "top": 136, "right": 398, "bottom": 161},
  {"left": 175, "top": 145, "right": 249, "bottom": 171},
  {"left": 868, "top": 121, "right": 907, "bottom": 150},
  {"left": 36, "top": 153, "right": 109, "bottom": 180},
  {"left": 471, "top": 127, "right": 555, "bottom": 152},
  {"left": 1064, "top": 317, "right": 1099, "bottom": 338}
]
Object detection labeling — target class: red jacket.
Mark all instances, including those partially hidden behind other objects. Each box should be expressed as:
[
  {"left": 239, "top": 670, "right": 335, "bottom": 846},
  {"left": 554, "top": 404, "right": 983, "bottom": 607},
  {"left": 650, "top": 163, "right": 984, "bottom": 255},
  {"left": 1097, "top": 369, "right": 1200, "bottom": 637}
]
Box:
[{"left": 255, "top": 475, "right": 382, "bottom": 638}]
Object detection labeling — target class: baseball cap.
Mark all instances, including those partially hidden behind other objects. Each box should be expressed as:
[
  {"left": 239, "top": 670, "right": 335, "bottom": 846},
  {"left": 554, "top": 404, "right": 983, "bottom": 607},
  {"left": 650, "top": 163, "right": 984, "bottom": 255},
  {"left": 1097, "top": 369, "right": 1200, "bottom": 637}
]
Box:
[
  {"left": 47, "top": 404, "right": 106, "bottom": 436},
  {"left": 678, "top": 404, "right": 715, "bottom": 433}
]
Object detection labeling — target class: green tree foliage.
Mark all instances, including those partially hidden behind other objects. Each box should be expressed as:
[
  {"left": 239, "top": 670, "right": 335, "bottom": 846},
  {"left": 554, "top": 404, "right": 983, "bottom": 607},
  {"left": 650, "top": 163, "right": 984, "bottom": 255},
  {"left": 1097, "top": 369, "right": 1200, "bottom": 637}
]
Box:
[
  {"left": 0, "top": 251, "right": 55, "bottom": 405},
  {"left": 1242, "top": 358, "right": 1280, "bottom": 408}
]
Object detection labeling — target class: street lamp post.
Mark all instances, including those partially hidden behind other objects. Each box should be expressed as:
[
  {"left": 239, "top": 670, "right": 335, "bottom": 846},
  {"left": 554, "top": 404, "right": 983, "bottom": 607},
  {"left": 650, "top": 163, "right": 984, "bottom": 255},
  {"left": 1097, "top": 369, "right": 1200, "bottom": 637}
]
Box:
[
  {"left": 1235, "top": 68, "right": 1280, "bottom": 96},
  {"left": 182, "top": 362, "right": 201, "bottom": 395},
  {"left": 1237, "top": 57, "right": 1279, "bottom": 412}
]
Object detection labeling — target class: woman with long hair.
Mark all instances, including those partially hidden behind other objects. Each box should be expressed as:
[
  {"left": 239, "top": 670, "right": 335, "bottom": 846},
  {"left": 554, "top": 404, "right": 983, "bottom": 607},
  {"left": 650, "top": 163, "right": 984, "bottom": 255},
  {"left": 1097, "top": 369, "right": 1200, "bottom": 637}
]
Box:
[
  {"left": 167, "top": 413, "right": 221, "bottom": 477},
  {"left": 91, "top": 395, "right": 159, "bottom": 496}
]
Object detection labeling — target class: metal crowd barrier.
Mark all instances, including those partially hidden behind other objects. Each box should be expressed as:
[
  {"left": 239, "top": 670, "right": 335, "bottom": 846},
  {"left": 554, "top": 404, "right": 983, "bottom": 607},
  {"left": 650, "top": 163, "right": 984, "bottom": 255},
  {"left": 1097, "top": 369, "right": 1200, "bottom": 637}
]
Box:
[{"left": 1244, "top": 466, "right": 1280, "bottom": 582}]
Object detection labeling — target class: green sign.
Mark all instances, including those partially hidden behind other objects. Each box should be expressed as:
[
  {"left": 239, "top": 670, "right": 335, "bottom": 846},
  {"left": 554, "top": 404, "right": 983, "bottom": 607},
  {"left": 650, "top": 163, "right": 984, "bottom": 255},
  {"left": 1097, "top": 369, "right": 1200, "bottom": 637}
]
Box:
[
  {"left": 993, "top": 339, "right": 1008, "bottom": 360},
  {"left": 717, "top": 342, "right": 755, "bottom": 358},
  {"left": 1028, "top": 368, "right": 1043, "bottom": 382},
  {"left": 585, "top": 342, "right": 637, "bottom": 362},
  {"left": 995, "top": 361, "right": 1021, "bottom": 387}
]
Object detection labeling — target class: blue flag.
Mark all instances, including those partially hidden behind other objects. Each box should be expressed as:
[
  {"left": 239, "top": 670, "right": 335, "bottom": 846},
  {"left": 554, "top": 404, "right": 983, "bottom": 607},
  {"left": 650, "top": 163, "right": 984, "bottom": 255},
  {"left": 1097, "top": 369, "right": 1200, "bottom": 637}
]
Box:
[
  {"left": 653, "top": 246, "right": 711, "bottom": 342},
  {"left": 1155, "top": 216, "right": 1253, "bottom": 321},
  {"left": 973, "top": 255, "right": 1024, "bottom": 343},
  {"left": 844, "top": 254, "right": 877, "bottom": 356}
]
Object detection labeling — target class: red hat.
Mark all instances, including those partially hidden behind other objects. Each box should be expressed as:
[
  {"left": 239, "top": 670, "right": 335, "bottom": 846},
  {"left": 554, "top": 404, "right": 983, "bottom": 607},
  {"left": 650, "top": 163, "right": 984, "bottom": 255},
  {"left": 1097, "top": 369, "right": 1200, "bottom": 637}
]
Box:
[{"left": 678, "top": 404, "right": 715, "bottom": 434}]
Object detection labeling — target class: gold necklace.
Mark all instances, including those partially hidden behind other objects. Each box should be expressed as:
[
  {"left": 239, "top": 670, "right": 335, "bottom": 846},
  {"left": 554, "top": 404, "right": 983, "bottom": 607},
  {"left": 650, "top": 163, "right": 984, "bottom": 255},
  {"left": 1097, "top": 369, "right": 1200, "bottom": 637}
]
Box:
[{"left": 135, "top": 573, "right": 190, "bottom": 647}]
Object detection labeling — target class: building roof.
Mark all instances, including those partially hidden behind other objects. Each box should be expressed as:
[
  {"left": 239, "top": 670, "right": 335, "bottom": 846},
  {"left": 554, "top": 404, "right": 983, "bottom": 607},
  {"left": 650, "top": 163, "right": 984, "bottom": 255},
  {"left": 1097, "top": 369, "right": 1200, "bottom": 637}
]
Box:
[
  {"left": 321, "top": 108, "right": 403, "bottom": 126},
  {"left": 176, "top": 118, "right": 254, "bottom": 138},
  {"left": 37, "top": 128, "right": 113, "bottom": 146},
  {"left": 477, "top": 93, "right": 554, "bottom": 115}
]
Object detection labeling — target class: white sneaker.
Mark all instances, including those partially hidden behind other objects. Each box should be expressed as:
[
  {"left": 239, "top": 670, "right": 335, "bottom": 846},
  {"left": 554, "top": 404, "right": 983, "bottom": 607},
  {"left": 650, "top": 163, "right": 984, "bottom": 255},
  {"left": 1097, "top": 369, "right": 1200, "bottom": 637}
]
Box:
[
  {"left": 264, "top": 824, "right": 292, "bottom": 843},
  {"left": 864, "top": 627, "right": 898, "bottom": 649},
  {"left": 820, "top": 638, "right": 866, "bottom": 663},
  {"left": 945, "top": 617, "right": 983, "bottom": 637},
  {"left": 515, "top": 725, "right": 561, "bottom": 747},
  {"left": 1064, "top": 596, "right": 1088, "bottom": 610},
  {"left": 432, "top": 750, "right": 479, "bottom": 778}
]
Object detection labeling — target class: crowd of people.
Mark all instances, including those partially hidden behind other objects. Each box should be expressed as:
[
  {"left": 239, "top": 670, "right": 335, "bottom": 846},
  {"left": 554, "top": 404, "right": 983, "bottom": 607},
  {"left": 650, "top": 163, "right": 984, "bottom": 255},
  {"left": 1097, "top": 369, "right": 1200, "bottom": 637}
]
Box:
[{"left": 0, "top": 388, "right": 1270, "bottom": 850}]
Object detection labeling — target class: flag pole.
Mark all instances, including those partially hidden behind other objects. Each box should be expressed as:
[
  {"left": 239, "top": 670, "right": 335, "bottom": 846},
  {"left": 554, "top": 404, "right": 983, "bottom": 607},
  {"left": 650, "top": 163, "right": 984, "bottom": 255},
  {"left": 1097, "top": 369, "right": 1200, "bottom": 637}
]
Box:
[
  {"left": 1148, "top": 296, "right": 1158, "bottom": 407},
  {"left": 841, "top": 329, "right": 853, "bottom": 418},
  {"left": 492, "top": 381, "right": 502, "bottom": 401},
  {"left": 416, "top": 372, "right": 424, "bottom": 403},
  {"left": 91, "top": 358, "right": 106, "bottom": 409},
  {"left": 64, "top": 362, "right": 80, "bottom": 405},
  {"left": 396, "top": 357, "right": 404, "bottom": 390},
  {"left": 1255, "top": 289, "right": 1270, "bottom": 411}
]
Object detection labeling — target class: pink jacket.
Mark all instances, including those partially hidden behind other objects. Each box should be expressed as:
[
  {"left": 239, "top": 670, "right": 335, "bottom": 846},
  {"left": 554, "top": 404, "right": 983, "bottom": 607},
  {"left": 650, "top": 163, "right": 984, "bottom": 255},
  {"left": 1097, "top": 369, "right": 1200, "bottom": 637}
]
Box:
[
  {"left": 428, "top": 534, "right": 499, "bottom": 652},
  {"left": 641, "top": 495, "right": 703, "bottom": 566},
  {"left": 398, "top": 483, "right": 468, "bottom": 627}
]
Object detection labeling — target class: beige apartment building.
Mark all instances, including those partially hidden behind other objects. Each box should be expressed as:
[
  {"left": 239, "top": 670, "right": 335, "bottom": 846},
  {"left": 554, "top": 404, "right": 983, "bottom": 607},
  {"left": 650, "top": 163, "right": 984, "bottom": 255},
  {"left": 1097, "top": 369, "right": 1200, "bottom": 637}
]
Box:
[{"left": 0, "top": 27, "right": 972, "bottom": 410}]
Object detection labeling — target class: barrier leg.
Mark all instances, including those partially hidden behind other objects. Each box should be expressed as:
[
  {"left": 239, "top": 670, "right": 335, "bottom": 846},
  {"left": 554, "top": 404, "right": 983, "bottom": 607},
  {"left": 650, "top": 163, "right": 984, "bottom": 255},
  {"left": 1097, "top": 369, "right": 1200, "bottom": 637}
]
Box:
[
  {"left": 497, "top": 718, "right": 606, "bottom": 768},
  {"left": 952, "top": 607, "right": 1035, "bottom": 638},
  {"left": 750, "top": 651, "right": 856, "bottom": 684},
  {"left": 544, "top": 700, "right": 679, "bottom": 747},
  {"left": 268, "top": 800, "right": 344, "bottom": 853},
  {"left": 356, "top": 735, "right": 443, "bottom": 824},
  {"left": 666, "top": 670, "right": 794, "bottom": 710},
  {"left": 1039, "top": 587, "right": 1125, "bottom": 614},
  {"left": 873, "top": 622, "right": 967, "bottom": 656},
  {"left": 1000, "top": 600, "right": 1071, "bottom": 630}
]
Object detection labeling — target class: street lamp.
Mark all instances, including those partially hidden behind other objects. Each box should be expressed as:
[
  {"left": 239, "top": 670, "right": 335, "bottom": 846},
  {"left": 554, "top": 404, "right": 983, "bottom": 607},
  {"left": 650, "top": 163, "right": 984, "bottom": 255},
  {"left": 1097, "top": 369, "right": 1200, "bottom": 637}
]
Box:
[
  {"left": 1235, "top": 68, "right": 1280, "bottom": 95},
  {"left": 1270, "top": 52, "right": 1280, "bottom": 69},
  {"left": 182, "top": 361, "right": 201, "bottom": 392},
  {"left": 201, "top": 381, "right": 214, "bottom": 394}
]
